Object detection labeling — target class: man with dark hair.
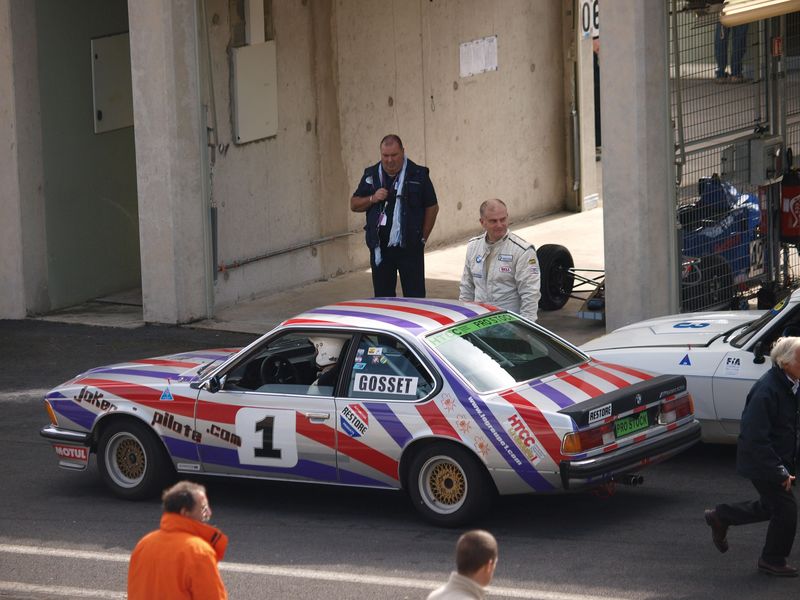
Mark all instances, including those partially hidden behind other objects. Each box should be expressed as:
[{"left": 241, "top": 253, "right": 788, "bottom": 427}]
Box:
[
  {"left": 704, "top": 336, "right": 800, "bottom": 577},
  {"left": 128, "top": 481, "right": 229, "bottom": 599},
  {"left": 351, "top": 134, "right": 439, "bottom": 297},
  {"left": 427, "top": 530, "right": 498, "bottom": 599}
]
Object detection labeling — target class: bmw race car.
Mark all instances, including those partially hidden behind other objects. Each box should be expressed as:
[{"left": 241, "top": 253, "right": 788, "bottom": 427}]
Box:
[
  {"left": 582, "top": 290, "right": 800, "bottom": 444},
  {"left": 41, "top": 299, "right": 700, "bottom": 525}
]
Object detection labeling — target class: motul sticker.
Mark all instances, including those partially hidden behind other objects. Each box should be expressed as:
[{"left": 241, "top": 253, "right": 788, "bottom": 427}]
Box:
[{"left": 53, "top": 444, "right": 89, "bottom": 463}]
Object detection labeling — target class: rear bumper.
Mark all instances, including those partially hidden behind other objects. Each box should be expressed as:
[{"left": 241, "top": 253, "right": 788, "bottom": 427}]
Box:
[{"left": 559, "top": 419, "right": 702, "bottom": 489}]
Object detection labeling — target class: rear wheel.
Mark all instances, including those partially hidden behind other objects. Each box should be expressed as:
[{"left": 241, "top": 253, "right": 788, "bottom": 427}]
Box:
[
  {"left": 538, "top": 244, "right": 575, "bottom": 311},
  {"left": 407, "top": 442, "right": 494, "bottom": 527},
  {"left": 97, "top": 419, "right": 173, "bottom": 500}
]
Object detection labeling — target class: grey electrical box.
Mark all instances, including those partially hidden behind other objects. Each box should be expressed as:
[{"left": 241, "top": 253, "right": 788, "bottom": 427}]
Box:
[
  {"left": 232, "top": 41, "right": 278, "bottom": 144},
  {"left": 91, "top": 33, "right": 134, "bottom": 134},
  {"left": 749, "top": 135, "right": 784, "bottom": 185}
]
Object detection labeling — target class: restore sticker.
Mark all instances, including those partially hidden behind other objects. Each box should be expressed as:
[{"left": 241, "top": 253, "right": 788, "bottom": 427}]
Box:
[
  {"left": 588, "top": 403, "right": 612, "bottom": 424},
  {"left": 340, "top": 404, "right": 369, "bottom": 437}
]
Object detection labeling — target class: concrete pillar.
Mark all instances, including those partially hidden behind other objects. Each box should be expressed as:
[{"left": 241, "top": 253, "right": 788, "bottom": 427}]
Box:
[
  {"left": 128, "top": 0, "right": 210, "bottom": 324},
  {"left": 601, "top": 0, "right": 677, "bottom": 330},
  {"left": 0, "top": 0, "right": 48, "bottom": 318}
]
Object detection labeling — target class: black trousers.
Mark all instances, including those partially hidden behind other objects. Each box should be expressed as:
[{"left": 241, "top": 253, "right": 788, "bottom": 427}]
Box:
[
  {"left": 370, "top": 245, "right": 426, "bottom": 298},
  {"left": 716, "top": 478, "right": 797, "bottom": 564}
]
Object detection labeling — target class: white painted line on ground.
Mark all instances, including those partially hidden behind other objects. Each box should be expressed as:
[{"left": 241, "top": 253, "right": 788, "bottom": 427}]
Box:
[
  {"left": 0, "top": 389, "right": 50, "bottom": 402},
  {"left": 0, "top": 543, "right": 635, "bottom": 600},
  {"left": 0, "top": 581, "right": 125, "bottom": 599}
]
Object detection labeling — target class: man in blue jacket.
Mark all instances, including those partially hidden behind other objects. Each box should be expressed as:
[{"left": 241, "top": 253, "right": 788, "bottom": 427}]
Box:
[
  {"left": 705, "top": 336, "right": 800, "bottom": 576},
  {"left": 350, "top": 135, "right": 439, "bottom": 297}
]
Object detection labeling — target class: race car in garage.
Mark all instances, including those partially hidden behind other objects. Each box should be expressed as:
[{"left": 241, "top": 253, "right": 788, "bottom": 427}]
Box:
[
  {"left": 41, "top": 298, "right": 700, "bottom": 525},
  {"left": 582, "top": 289, "right": 800, "bottom": 444}
]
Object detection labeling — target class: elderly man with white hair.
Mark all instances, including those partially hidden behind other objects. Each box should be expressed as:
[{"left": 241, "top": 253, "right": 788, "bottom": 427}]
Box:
[{"left": 704, "top": 336, "right": 800, "bottom": 577}]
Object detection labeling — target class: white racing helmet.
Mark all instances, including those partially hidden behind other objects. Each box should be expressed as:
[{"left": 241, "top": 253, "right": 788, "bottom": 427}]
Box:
[{"left": 309, "top": 336, "right": 345, "bottom": 368}]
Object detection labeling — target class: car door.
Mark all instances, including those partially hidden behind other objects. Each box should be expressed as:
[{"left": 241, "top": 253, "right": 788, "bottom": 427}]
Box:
[
  {"left": 712, "top": 349, "right": 770, "bottom": 435},
  {"left": 712, "top": 305, "right": 800, "bottom": 435},
  {"left": 194, "top": 330, "right": 352, "bottom": 483},
  {"left": 334, "top": 332, "right": 437, "bottom": 489}
]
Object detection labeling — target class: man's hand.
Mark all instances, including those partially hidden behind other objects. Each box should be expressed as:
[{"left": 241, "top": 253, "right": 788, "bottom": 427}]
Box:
[
  {"left": 783, "top": 475, "right": 796, "bottom": 491},
  {"left": 373, "top": 187, "right": 388, "bottom": 203}
]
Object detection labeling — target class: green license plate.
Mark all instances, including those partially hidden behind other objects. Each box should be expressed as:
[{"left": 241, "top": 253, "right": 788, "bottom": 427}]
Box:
[{"left": 614, "top": 411, "right": 649, "bottom": 438}]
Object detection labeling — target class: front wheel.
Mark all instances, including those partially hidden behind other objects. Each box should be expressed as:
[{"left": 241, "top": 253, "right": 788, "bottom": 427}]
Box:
[
  {"left": 97, "top": 419, "right": 173, "bottom": 500},
  {"left": 407, "top": 442, "right": 494, "bottom": 527}
]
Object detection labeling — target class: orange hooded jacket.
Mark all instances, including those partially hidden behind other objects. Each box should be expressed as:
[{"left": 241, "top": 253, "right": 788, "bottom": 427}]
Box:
[{"left": 127, "top": 512, "right": 229, "bottom": 600}]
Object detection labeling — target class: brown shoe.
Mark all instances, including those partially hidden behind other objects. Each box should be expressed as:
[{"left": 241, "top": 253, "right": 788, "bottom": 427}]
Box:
[
  {"left": 704, "top": 509, "right": 729, "bottom": 553},
  {"left": 758, "top": 558, "right": 799, "bottom": 577}
]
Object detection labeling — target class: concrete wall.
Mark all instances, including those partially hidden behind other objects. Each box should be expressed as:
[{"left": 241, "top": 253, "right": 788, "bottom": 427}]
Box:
[
  {"left": 0, "top": 0, "right": 48, "bottom": 317},
  {"left": 337, "top": 0, "right": 566, "bottom": 244},
  {"left": 36, "top": 0, "right": 140, "bottom": 310},
  {"left": 205, "top": 0, "right": 567, "bottom": 310},
  {"left": 129, "top": 0, "right": 211, "bottom": 324}
]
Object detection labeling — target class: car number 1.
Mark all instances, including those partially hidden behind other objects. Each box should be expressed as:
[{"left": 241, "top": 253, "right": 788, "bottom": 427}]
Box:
[{"left": 235, "top": 407, "right": 298, "bottom": 468}]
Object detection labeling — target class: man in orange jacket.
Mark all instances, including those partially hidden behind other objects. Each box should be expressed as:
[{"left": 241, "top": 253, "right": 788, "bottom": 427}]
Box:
[{"left": 128, "top": 481, "right": 228, "bottom": 599}]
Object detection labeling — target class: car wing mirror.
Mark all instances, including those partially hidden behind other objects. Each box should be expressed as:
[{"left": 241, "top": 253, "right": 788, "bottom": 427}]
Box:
[
  {"left": 753, "top": 341, "right": 766, "bottom": 364},
  {"left": 202, "top": 375, "right": 221, "bottom": 393}
]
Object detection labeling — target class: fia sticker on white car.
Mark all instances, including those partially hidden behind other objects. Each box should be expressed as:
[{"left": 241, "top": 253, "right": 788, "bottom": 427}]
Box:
[{"left": 724, "top": 356, "right": 741, "bottom": 375}]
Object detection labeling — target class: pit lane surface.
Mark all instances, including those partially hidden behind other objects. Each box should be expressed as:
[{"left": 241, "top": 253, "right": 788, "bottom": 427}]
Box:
[{"left": 0, "top": 321, "right": 795, "bottom": 599}]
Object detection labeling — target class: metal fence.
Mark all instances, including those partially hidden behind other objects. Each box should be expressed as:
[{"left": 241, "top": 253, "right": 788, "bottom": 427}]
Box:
[{"left": 670, "top": 2, "right": 800, "bottom": 311}]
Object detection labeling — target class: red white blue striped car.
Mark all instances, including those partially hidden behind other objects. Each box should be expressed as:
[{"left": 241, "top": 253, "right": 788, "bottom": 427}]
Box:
[{"left": 41, "top": 298, "right": 701, "bottom": 525}]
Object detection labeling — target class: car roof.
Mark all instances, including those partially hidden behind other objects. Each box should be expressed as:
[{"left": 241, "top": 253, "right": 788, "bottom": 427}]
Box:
[{"left": 281, "top": 298, "right": 500, "bottom": 337}]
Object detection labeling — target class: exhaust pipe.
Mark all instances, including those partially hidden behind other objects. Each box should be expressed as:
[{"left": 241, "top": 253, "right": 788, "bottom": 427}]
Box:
[{"left": 616, "top": 473, "right": 644, "bottom": 486}]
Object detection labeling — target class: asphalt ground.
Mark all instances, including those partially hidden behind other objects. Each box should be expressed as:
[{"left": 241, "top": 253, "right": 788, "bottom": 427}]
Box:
[{"left": 3, "top": 318, "right": 800, "bottom": 599}]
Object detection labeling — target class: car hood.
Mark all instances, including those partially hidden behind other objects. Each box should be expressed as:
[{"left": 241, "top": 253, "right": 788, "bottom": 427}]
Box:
[
  {"left": 581, "top": 311, "right": 757, "bottom": 351},
  {"left": 73, "top": 347, "right": 240, "bottom": 386}
]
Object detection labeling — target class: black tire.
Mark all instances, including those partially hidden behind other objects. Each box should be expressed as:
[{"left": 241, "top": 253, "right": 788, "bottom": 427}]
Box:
[
  {"left": 538, "top": 244, "right": 575, "bottom": 311},
  {"left": 407, "top": 442, "right": 494, "bottom": 527},
  {"left": 97, "top": 419, "right": 173, "bottom": 500}
]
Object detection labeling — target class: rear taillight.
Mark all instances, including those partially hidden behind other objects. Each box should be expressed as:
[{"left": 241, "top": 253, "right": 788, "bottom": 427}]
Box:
[
  {"left": 658, "top": 394, "right": 694, "bottom": 425},
  {"left": 44, "top": 400, "right": 58, "bottom": 426},
  {"left": 562, "top": 422, "right": 615, "bottom": 454}
]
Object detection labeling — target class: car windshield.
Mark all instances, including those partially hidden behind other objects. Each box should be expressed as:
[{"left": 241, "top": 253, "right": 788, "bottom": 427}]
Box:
[
  {"left": 426, "top": 313, "right": 585, "bottom": 393},
  {"left": 730, "top": 297, "right": 791, "bottom": 347}
]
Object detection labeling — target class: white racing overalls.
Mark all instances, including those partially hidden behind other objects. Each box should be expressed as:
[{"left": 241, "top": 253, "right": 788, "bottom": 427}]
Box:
[{"left": 458, "top": 232, "right": 541, "bottom": 322}]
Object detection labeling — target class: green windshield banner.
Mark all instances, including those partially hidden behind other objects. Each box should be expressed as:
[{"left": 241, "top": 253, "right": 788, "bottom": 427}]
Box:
[{"left": 427, "top": 313, "right": 518, "bottom": 347}]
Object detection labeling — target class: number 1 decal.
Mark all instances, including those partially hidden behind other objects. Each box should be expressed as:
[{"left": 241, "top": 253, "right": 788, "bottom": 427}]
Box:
[
  {"left": 235, "top": 407, "right": 298, "bottom": 468},
  {"left": 254, "top": 416, "right": 281, "bottom": 459}
]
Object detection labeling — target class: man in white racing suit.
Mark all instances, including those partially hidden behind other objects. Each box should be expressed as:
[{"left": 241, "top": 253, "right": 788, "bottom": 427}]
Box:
[{"left": 459, "top": 199, "right": 541, "bottom": 322}]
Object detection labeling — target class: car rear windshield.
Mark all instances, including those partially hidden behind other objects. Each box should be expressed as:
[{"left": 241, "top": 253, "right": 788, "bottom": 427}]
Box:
[{"left": 426, "top": 313, "right": 586, "bottom": 393}]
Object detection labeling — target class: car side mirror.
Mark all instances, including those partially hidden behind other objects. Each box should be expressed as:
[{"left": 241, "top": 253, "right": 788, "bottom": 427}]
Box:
[
  {"left": 753, "top": 341, "right": 766, "bottom": 364},
  {"left": 203, "top": 375, "right": 221, "bottom": 393}
]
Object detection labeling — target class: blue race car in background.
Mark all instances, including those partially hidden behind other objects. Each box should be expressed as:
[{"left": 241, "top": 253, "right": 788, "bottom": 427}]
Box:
[{"left": 678, "top": 175, "right": 764, "bottom": 311}]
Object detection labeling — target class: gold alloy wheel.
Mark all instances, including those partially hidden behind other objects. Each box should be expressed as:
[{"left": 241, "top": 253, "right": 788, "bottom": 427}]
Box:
[
  {"left": 105, "top": 431, "right": 147, "bottom": 487},
  {"left": 420, "top": 456, "right": 467, "bottom": 513}
]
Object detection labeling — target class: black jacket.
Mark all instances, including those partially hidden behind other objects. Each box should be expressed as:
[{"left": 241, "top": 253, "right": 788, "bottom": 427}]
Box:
[
  {"left": 353, "top": 159, "right": 437, "bottom": 250},
  {"left": 736, "top": 364, "right": 799, "bottom": 483}
]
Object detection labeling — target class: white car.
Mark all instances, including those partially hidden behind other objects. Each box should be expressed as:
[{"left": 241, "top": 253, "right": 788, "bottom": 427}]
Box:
[{"left": 581, "top": 290, "right": 800, "bottom": 444}]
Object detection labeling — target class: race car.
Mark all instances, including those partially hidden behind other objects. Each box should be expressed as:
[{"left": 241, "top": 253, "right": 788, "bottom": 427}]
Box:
[
  {"left": 582, "top": 289, "right": 800, "bottom": 444},
  {"left": 41, "top": 298, "right": 700, "bottom": 525}
]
